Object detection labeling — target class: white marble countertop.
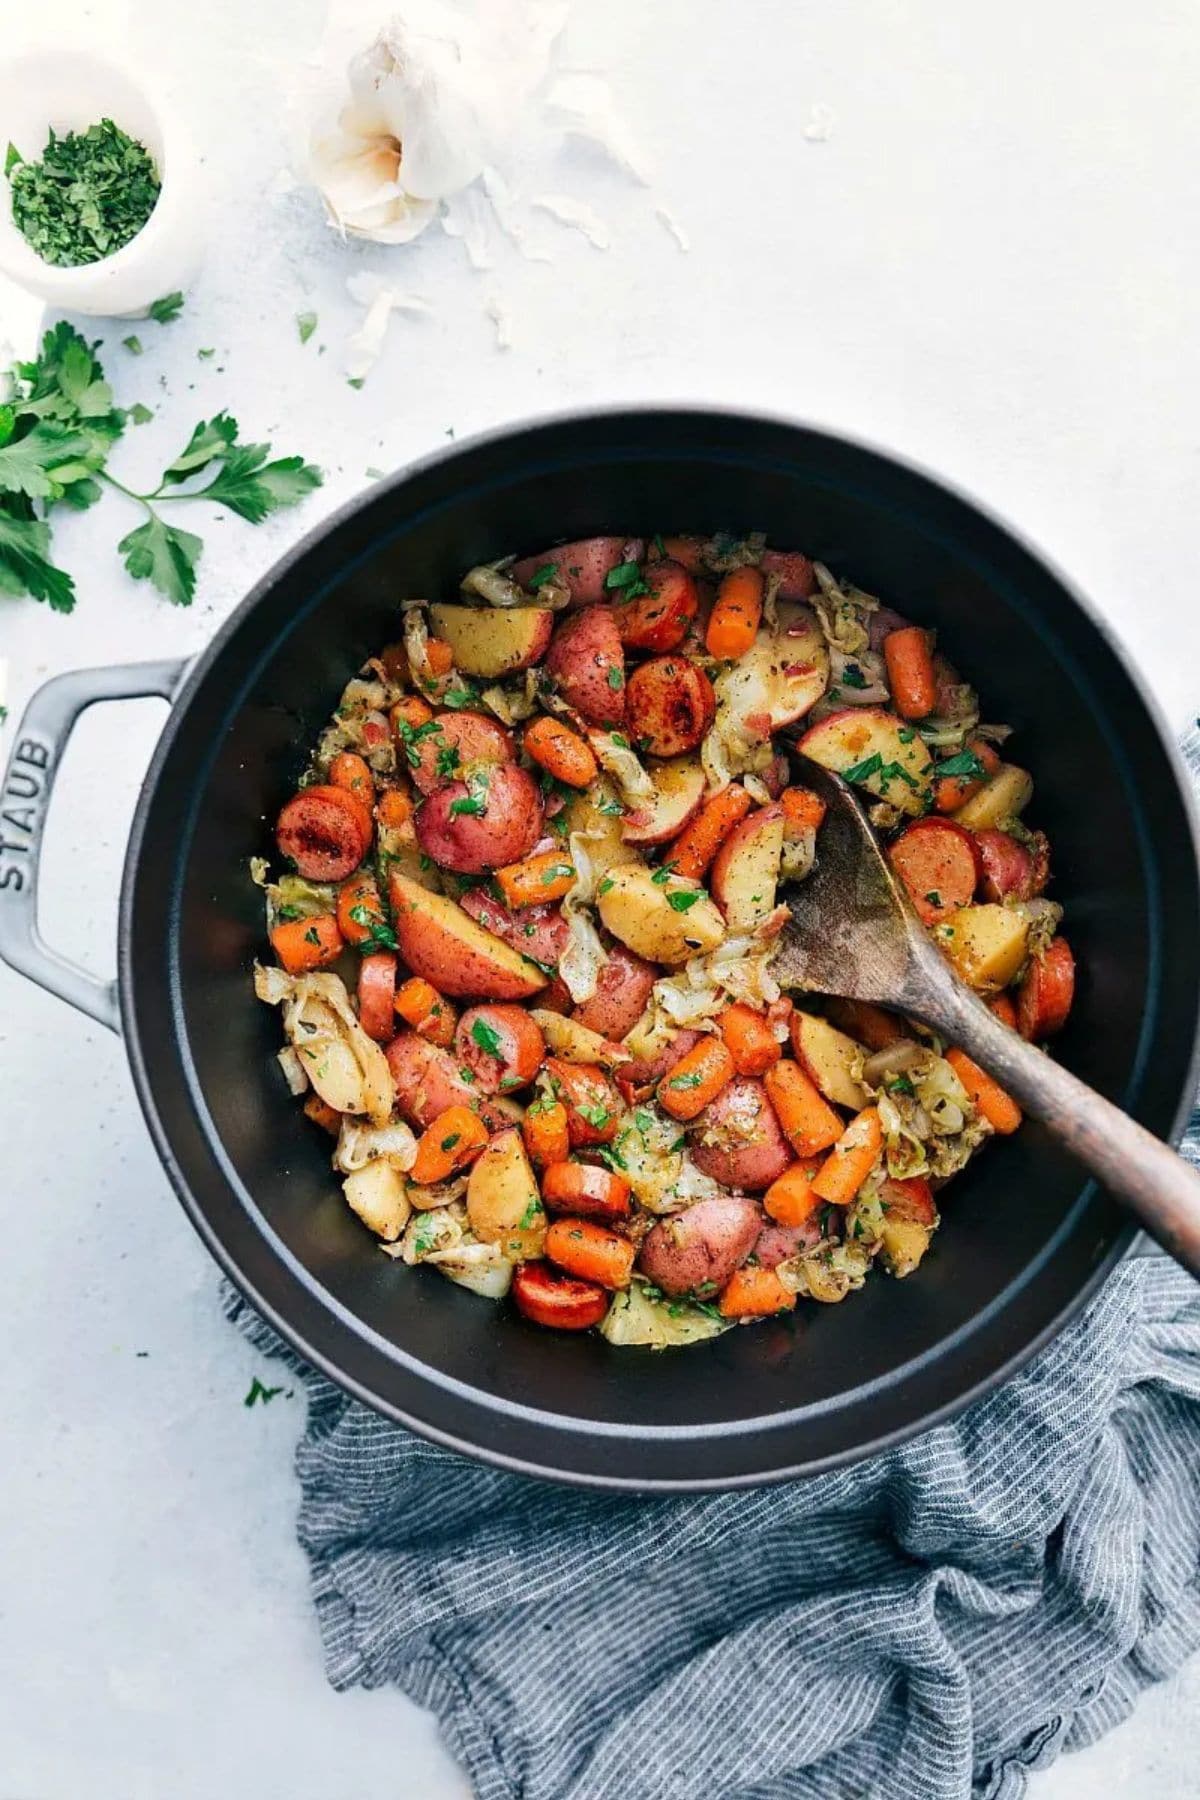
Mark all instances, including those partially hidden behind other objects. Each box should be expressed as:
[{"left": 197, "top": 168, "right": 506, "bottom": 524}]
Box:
[{"left": 2, "top": 1, "right": 1198, "bottom": 1794}]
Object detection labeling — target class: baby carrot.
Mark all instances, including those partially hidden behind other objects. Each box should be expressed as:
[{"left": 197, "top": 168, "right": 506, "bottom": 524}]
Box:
[
  {"left": 883, "top": 627, "right": 938, "bottom": 720},
  {"left": 780, "top": 786, "right": 827, "bottom": 835},
  {"left": 658, "top": 1035, "right": 736, "bottom": 1120},
  {"left": 706, "top": 565, "right": 764, "bottom": 660},
  {"left": 658, "top": 534, "right": 706, "bottom": 572},
  {"left": 763, "top": 1160, "right": 823, "bottom": 1226},
  {"left": 988, "top": 991, "right": 1018, "bottom": 1030},
  {"left": 495, "top": 849, "right": 577, "bottom": 910},
  {"left": 394, "top": 975, "right": 457, "bottom": 1048},
  {"left": 410, "top": 1105, "right": 489, "bottom": 1186},
  {"left": 336, "top": 872, "right": 388, "bottom": 946},
  {"left": 376, "top": 787, "right": 414, "bottom": 833},
  {"left": 719, "top": 1002, "right": 782, "bottom": 1077},
  {"left": 390, "top": 695, "right": 434, "bottom": 736},
  {"left": 522, "top": 1098, "right": 571, "bottom": 1170},
  {"left": 933, "top": 739, "right": 1001, "bottom": 813},
  {"left": 763, "top": 1060, "right": 843, "bottom": 1157},
  {"left": 541, "top": 1161, "right": 632, "bottom": 1220},
  {"left": 944, "top": 1047, "right": 1023, "bottom": 1135},
  {"left": 270, "top": 912, "right": 344, "bottom": 975},
  {"left": 425, "top": 638, "right": 455, "bottom": 676},
  {"left": 825, "top": 998, "right": 908, "bottom": 1051},
  {"left": 303, "top": 1093, "right": 343, "bottom": 1135},
  {"left": 545, "top": 1217, "right": 635, "bottom": 1290},
  {"left": 666, "top": 783, "right": 753, "bottom": 881},
  {"left": 523, "top": 716, "right": 599, "bottom": 789},
  {"left": 329, "top": 750, "right": 375, "bottom": 805},
  {"left": 718, "top": 1265, "right": 796, "bottom": 1319},
  {"left": 811, "top": 1107, "right": 883, "bottom": 1205}
]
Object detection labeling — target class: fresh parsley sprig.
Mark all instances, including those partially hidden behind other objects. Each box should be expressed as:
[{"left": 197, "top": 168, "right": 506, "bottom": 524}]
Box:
[{"left": 0, "top": 325, "right": 322, "bottom": 610}]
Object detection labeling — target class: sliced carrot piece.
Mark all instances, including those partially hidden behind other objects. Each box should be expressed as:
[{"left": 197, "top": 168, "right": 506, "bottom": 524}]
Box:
[
  {"left": 541, "top": 1161, "right": 631, "bottom": 1219},
  {"left": 425, "top": 639, "right": 454, "bottom": 676},
  {"left": 523, "top": 716, "right": 599, "bottom": 789},
  {"left": 718, "top": 1265, "right": 796, "bottom": 1319},
  {"left": 780, "top": 786, "right": 827, "bottom": 835},
  {"left": 495, "top": 848, "right": 577, "bottom": 910},
  {"left": 1016, "top": 939, "right": 1075, "bottom": 1041},
  {"left": 988, "top": 991, "right": 1018, "bottom": 1030},
  {"left": 658, "top": 1035, "right": 737, "bottom": 1120},
  {"left": 544, "top": 1217, "right": 634, "bottom": 1290},
  {"left": 706, "top": 565, "right": 764, "bottom": 660},
  {"left": 811, "top": 1107, "right": 883, "bottom": 1205},
  {"left": 719, "top": 1002, "right": 782, "bottom": 1077},
  {"left": 376, "top": 787, "right": 414, "bottom": 833},
  {"left": 944, "top": 1047, "right": 1022, "bottom": 1135},
  {"left": 933, "top": 739, "right": 1001, "bottom": 814},
  {"left": 270, "top": 912, "right": 344, "bottom": 975},
  {"left": 394, "top": 976, "right": 457, "bottom": 1049},
  {"left": 666, "top": 783, "right": 753, "bottom": 881},
  {"left": 522, "top": 1098, "right": 571, "bottom": 1170},
  {"left": 410, "top": 1105, "right": 490, "bottom": 1185},
  {"left": 390, "top": 695, "right": 434, "bottom": 737},
  {"left": 763, "top": 1160, "right": 823, "bottom": 1225},
  {"left": 303, "top": 1093, "right": 342, "bottom": 1135},
  {"left": 883, "top": 627, "right": 937, "bottom": 720},
  {"left": 763, "top": 1060, "right": 844, "bottom": 1157},
  {"left": 336, "top": 872, "right": 389, "bottom": 946},
  {"left": 329, "top": 751, "right": 375, "bottom": 805}
]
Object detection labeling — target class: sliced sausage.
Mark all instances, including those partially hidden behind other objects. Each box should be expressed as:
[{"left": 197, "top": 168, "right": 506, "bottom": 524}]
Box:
[
  {"left": 974, "top": 829, "right": 1036, "bottom": 902},
  {"left": 888, "top": 817, "right": 980, "bottom": 925},
  {"left": 357, "top": 952, "right": 397, "bottom": 1043},
  {"left": 615, "top": 1028, "right": 702, "bottom": 1105},
  {"left": 754, "top": 1218, "right": 822, "bottom": 1265},
  {"left": 689, "top": 1075, "right": 794, "bottom": 1190},
  {"left": 637, "top": 1195, "right": 762, "bottom": 1298},
  {"left": 625, "top": 655, "right": 716, "bottom": 757},
  {"left": 613, "top": 560, "right": 699, "bottom": 653},
  {"left": 454, "top": 1004, "right": 546, "bottom": 1094},
  {"left": 276, "top": 784, "right": 371, "bottom": 881},
  {"left": 408, "top": 710, "right": 513, "bottom": 796},
  {"left": 384, "top": 1031, "right": 511, "bottom": 1131},
  {"left": 1017, "top": 938, "right": 1075, "bottom": 1041},
  {"left": 760, "top": 549, "right": 817, "bottom": 600},
  {"left": 512, "top": 1262, "right": 610, "bottom": 1330},
  {"left": 544, "top": 605, "right": 627, "bottom": 726},
  {"left": 415, "top": 763, "right": 543, "bottom": 874}
]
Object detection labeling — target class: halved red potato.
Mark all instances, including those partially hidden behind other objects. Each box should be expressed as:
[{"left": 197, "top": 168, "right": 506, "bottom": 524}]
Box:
[
  {"left": 754, "top": 1217, "right": 822, "bottom": 1265},
  {"left": 454, "top": 1004, "right": 546, "bottom": 1093},
  {"left": 596, "top": 863, "right": 726, "bottom": 965},
  {"left": 789, "top": 1011, "right": 869, "bottom": 1111},
  {"left": 615, "top": 1028, "right": 702, "bottom": 1104},
  {"left": 689, "top": 1076, "right": 794, "bottom": 1190},
  {"left": 385, "top": 1031, "right": 512, "bottom": 1130},
  {"left": 612, "top": 560, "right": 698, "bottom": 653},
  {"left": 637, "top": 1194, "right": 762, "bottom": 1298},
  {"left": 388, "top": 873, "right": 547, "bottom": 999},
  {"left": 712, "top": 600, "right": 830, "bottom": 738},
  {"left": 877, "top": 1175, "right": 937, "bottom": 1277},
  {"left": 414, "top": 763, "right": 542, "bottom": 874},
  {"left": 466, "top": 1127, "right": 546, "bottom": 1259},
  {"left": 888, "top": 817, "right": 981, "bottom": 924},
  {"left": 974, "top": 828, "right": 1036, "bottom": 902},
  {"left": 797, "top": 706, "right": 934, "bottom": 817},
  {"left": 408, "top": 710, "right": 513, "bottom": 795},
  {"left": 572, "top": 944, "right": 657, "bottom": 1039},
  {"left": 427, "top": 605, "right": 554, "bottom": 680},
  {"left": 511, "top": 537, "right": 644, "bottom": 607},
  {"left": 544, "top": 606, "right": 626, "bottom": 726},
  {"left": 459, "top": 888, "right": 570, "bottom": 970},
  {"left": 710, "top": 803, "right": 784, "bottom": 932},
  {"left": 621, "top": 755, "right": 705, "bottom": 847},
  {"left": 952, "top": 763, "right": 1033, "bottom": 832},
  {"left": 760, "top": 548, "right": 817, "bottom": 599},
  {"left": 625, "top": 655, "right": 716, "bottom": 757}
]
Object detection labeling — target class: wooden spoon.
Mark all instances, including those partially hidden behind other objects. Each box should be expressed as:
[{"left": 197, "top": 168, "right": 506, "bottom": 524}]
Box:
[{"left": 772, "top": 754, "right": 1200, "bottom": 1279}]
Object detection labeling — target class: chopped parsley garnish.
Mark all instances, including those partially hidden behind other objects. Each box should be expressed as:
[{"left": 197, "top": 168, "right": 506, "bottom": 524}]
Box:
[
  {"left": 244, "top": 1376, "right": 284, "bottom": 1408},
  {"left": 122, "top": 335, "right": 143, "bottom": 355},
  {"left": 518, "top": 1197, "right": 542, "bottom": 1227},
  {"left": 603, "top": 560, "right": 650, "bottom": 598},
  {"left": 527, "top": 562, "right": 558, "bottom": 590},
  {"left": 841, "top": 751, "right": 884, "bottom": 784},
  {"left": 609, "top": 731, "right": 629, "bottom": 748},
  {"left": 470, "top": 1017, "right": 504, "bottom": 1058},
  {"left": 606, "top": 665, "right": 624, "bottom": 690},
  {"left": 934, "top": 748, "right": 988, "bottom": 780},
  {"left": 650, "top": 866, "right": 673, "bottom": 885},
  {"left": 303, "top": 926, "right": 321, "bottom": 945},
  {"left": 348, "top": 905, "right": 398, "bottom": 950},
  {"left": 924, "top": 889, "right": 943, "bottom": 908},
  {"left": 669, "top": 1071, "right": 702, "bottom": 1090},
  {"left": 296, "top": 311, "right": 318, "bottom": 344},
  {"left": 7, "top": 120, "right": 161, "bottom": 266},
  {"left": 441, "top": 685, "right": 477, "bottom": 709},
  {"left": 841, "top": 663, "right": 868, "bottom": 689},
  {"left": 651, "top": 533, "right": 667, "bottom": 557},
  {"left": 440, "top": 1131, "right": 461, "bottom": 1151},
  {"left": 598, "top": 877, "right": 615, "bottom": 896},
  {"left": 665, "top": 889, "right": 703, "bottom": 913},
  {"left": 897, "top": 725, "right": 916, "bottom": 743},
  {"left": 887, "top": 1074, "right": 916, "bottom": 1096},
  {"left": 541, "top": 863, "right": 574, "bottom": 885},
  {"left": 435, "top": 743, "right": 461, "bottom": 778},
  {"left": 147, "top": 290, "right": 185, "bottom": 323},
  {"left": 578, "top": 1103, "right": 612, "bottom": 1128},
  {"left": 449, "top": 793, "right": 485, "bottom": 817},
  {"left": 597, "top": 795, "right": 625, "bottom": 817}
]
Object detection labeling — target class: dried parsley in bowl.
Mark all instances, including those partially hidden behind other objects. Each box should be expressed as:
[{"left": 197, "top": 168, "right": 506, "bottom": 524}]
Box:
[{"left": 6, "top": 118, "right": 161, "bottom": 267}]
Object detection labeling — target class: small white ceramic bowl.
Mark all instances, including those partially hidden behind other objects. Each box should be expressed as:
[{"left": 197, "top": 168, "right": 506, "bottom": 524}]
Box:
[{"left": 0, "top": 48, "right": 204, "bottom": 317}]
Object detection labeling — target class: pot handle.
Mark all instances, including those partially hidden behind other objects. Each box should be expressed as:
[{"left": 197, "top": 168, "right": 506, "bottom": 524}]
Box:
[{"left": 0, "top": 658, "right": 189, "bottom": 1034}]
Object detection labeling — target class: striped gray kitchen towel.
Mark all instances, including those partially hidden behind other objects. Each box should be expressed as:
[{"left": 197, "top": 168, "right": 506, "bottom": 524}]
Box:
[
  {"left": 225, "top": 1238, "right": 1200, "bottom": 1800},
  {"left": 223, "top": 726, "right": 1200, "bottom": 1799}
]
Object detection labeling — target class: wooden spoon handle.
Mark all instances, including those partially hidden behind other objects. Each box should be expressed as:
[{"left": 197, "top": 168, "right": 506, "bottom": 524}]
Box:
[{"left": 945, "top": 991, "right": 1200, "bottom": 1278}]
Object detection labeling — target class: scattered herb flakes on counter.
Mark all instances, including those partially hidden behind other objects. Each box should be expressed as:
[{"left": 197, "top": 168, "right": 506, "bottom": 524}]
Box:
[
  {"left": 147, "top": 291, "right": 185, "bottom": 324},
  {"left": 243, "top": 1376, "right": 285, "bottom": 1407},
  {"left": 122, "top": 335, "right": 143, "bottom": 356},
  {"left": 6, "top": 120, "right": 160, "bottom": 266},
  {"left": 296, "top": 312, "right": 318, "bottom": 344},
  {"left": 0, "top": 325, "right": 322, "bottom": 611}
]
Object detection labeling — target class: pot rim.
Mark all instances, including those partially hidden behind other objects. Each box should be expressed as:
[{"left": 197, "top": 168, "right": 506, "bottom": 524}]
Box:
[{"left": 117, "top": 402, "right": 1200, "bottom": 1489}]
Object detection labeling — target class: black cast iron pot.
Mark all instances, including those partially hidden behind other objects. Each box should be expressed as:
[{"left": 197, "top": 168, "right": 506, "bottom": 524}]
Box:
[{"left": 3, "top": 408, "right": 1198, "bottom": 1490}]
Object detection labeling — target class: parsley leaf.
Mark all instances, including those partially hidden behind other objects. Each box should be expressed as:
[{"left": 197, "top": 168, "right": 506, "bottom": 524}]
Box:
[
  {"left": 0, "top": 506, "right": 75, "bottom": 611},
  {"left": 665, "top": 888, "right": 703, "bottom": 913},
  {"left": 449, "top": 793, "right": 485, "bottom": 817},
  {"left": 934, "top": 748, "right": 987, "bottom": 780},
  {"left": 841, "top": 663, "right": 868, "bottom": 689},
  {"left": 7, "top": 120, "right": 160, "bottom": 266},
  {"left": 122, "top": 335, "right": 143, "bottom": 355},
  {"left": 840, "top": 751, "right": 884, "bottom": 784},
  {"left": 118, "top": 515, "right": 202, "bottom": 606},
  {"left": 0, "top": 422, "right": 96, "bottom": 499},
  {"left": 527, "top": 561, "right": 558, "bottom": 590},
  {"left": 147, "top": 290, "right": 185, "bottom": 323},
  {"left": 296, "top": 311, "right": 318, "bottom": 345},
  {"left": 604, "top": 560, "right": 650, "bottom": 598},
  {"left": 244, "top": 1376, "right": 284, "bottom": 1408},
  {"left": 470, "top": 1017, "right": 504, "bottom": 1058}
]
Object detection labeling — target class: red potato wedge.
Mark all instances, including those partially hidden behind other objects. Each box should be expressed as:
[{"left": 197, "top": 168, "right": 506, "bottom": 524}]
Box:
[
  {"left": 511, "top": 538, "right": 644, "bottom": 607},
  {"left": 974, "top": 828, "right": 1037, "bottom": 902},
  {"left": 414, "top": 763, "right": 543, "bottom": 874},
  {"left": 625, "top": 655, "right": 716, "bottom": 758},
  {"left": 620, "top": 755, "right": 706, "bottom": 847},
  {"left": 754, "top": 1217, "right": 823, "bottom": 1265},
  {"left": 888, "top": 817, "right": 981, "bottom": 924},
  {"left": 723, "top": 598, "right": 830, "bottom": 726},
  {"left": 572, "top": 944, "right": 657, "bottom": 1040},
  {"left": 759, "top": 548, "right": 817, "bottom": 599},
  {"left": 637, "top": 1195, "right": 762, "bottom": 1299},
  {"left": 1017, "top": 937, "right": 1075, "bottom": 1041},
  {"left": 689, "top": 1076, "right": 795, "bottom": 1190},
  {"left": 615, "top": 1028, "right": 703, "bottom": 1104},
  {"left": 877, "top": 1174, "right": 937, "bottom": 1277},
  {"left": 276, "top": 785, "right": 371, "bottom": 881},
  {"left": 408, "top": 710, "right": 513, "bottom": 796},
  {"left": 613, "top": 560, "right": 699, "bottom": 652},
  {"left": 459, "top": 888, "right": 570, "bottom": 971},
  {"left": 454, "top": 1004, "right": 546, "bottom": 1094},
  {"left": 465, "top": 1127, "right": 546, "bottom": 1260},
  {"left": 427, "top": 604, "right": 554, "bottom": 679},
  {"left": 388, "top": 872, "right": 547, "bottom": 1000},
  {"left": 790, "top": 1011, "right": 870, "bottom": 1111},
  {"left": 797, "top": 706, "right": 934, "bottom": 817},
  {"left": 544, "top": 605, "right": 626, "bottom": 726},
  {"left": 710, "top": 803, "right": 784, "bottom": 932},
  {"left": 384, "top": 1031, "right": 512, "bottom": 1131}
]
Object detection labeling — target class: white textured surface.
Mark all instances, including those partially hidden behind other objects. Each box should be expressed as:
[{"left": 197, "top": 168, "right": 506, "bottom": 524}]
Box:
[{"left": 1, "top": 2, "right": 1198, "bottom": 1795}]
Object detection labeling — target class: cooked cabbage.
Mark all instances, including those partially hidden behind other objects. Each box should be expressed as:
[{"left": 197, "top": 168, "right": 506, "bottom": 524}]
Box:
[
  {"left": 859, "top": 1045, "right": 991, "bottom": 1181},
  {"left": 587, "top": 729, "right": 655, "bottom": 807},
  {"left": 459, "top": 561, "right": 528, "bottom": 608},
  {"left": 601, "top": 1281, "right": 730, "bottom": 1348},
  {"left": 343, "top": 1162, "right": 411, "bottom": 1241},
  {"left": 424, "top": 1240, "right": 514, "bottom": 1297},
  {"left": 263, "top": 872, "right": 338, "bottom": 929},
  {"left": 334, "top": 1117, "right": 418, "bottom": 1174},
  {"left": 777, "top": 1240, "right": 873, "bottom": 1304},
  {"left": 559, "top": 828, "right": 612, "bottom": 1005},
  {"left": 255, "top": 965, "right": 394, "bottom": 1123},
  {"left": 479, "top": 670, "right": 540, "bottom": 725},
  {"left": 613, "top": 1106, "right": 722, "bottom": 1215},
  {"left": 637, "top": 934, "right": 783, "bottom": 1047},
  {"left": 277, "top": 1046, "right": 309, "bottom": 1096},
  {"left": 811, "top": 562, "right": 876, "bottom": 658},
  {"left": 315, "top": 675, "right": 398, "bottom": 775}
]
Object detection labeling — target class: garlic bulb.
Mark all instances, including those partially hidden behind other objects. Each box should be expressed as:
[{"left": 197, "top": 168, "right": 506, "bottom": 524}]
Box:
[{"left": 307, "top": 0, "right": 568, "bottom": 245}]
